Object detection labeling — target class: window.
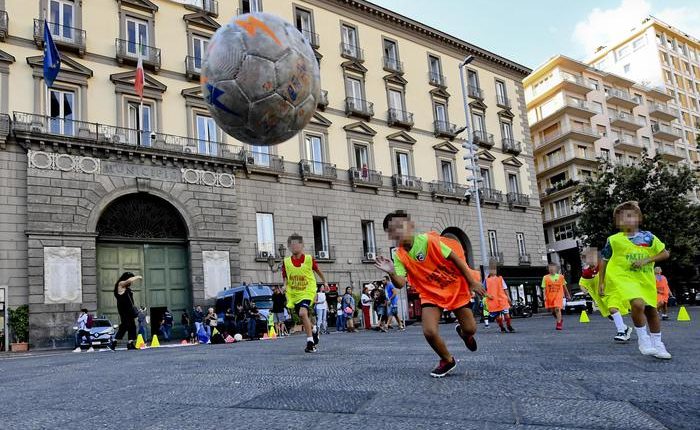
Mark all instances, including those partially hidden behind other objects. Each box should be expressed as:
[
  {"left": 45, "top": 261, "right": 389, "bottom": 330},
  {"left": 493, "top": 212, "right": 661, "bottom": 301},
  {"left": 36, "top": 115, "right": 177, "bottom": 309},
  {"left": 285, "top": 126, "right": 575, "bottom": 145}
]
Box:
[
  {"left": 589, "top": 78, "right": 599, "bottom": 90},
  {"left": 623, "top": 64, "right": 630, "bottom": 73},
  {"left": 642, "top": 136, "right": 651, "bottom": 149},
  {"left": 592, "top": 101, "right": 603, "bottom": 114},
  {"left": 49, "top": 0, "right": 74, "bottom": 41},
  {"left": 353, "top": 143, "right": 369, "bottom": 170},
  {"left": 501, "top": 121, "right": 513, "bottom": 140},
  {"left": 487, "top": 230, "right": 498, "bottom": 257},
  {"left": 467, "top": 69, "right": 479, "bottom": 89},
  {"left": 552, "top": 198, "right": 570, "bottom": 218},
  {"left": 395, "top": 151, "right": 410, "bottom": 177},
  {"left": 48, "top": 88, "right": 75, "bottom": 135},
  {"left": 305, "top": 134, "right": 324, "bottom": 174},
  {"left": 126, "top": 17, "right": 149, "bottom": 56},
  {"left": 615, "top": 153, "right": 623, "bottom": 164},
  {"left": 434, "top": 102, "right": 447, "bottom": 124},
  {"left": 361, "top": 220, "right": 376, "bottom": 256},
  {"left": 577, "top": 145, "right": 589, "bottom": 159},
  {"left": 341, "top": 24, "right": 358, "bottom": 55},
  {"left": 383, "top": 39, "right": 399, "bottom": 69},
  {"left": 256, "top": 213, "right": 275, "bottom": 256},
  {"left": 127, "top": 102, "right": 152, "bottom": 146},
  {"left": 553, "top": 222, "right": 575, "bottom": 241},
  {"left": 637, "top": 115, "right": 647, "bottom": 126},
  {"left": 428, "top": 55, "right": 442, "bottom": 83},
  {"left": 632, "top": 36, "right": 646, "bottom": 50},
  {"left": 313, "top": 217, "right": 329, "bottom": 257},
  {"left": 388, "top": 89, "right": 404, "bottom": 111},
  {"left": 294, "top": 7, "right": 314, "bottom": 44},
  {"left": 441, "top": 160, "right": 454, "bottom": 184},
  {"left": 472, "top": 112, "right": 485, "bottom": 133},
  {"left": 195, "top": 114, "right": 217, "bottom": 155},
  {"left": 516, "top": 233, "right": 526, "bottom": 256},
  {"left": 252, "top": 145, "right": 270, "bottom": 166},
  {"left": 507, "top": 173, "right": 519, "bottom": 194},
  {"left": 241, "top": 0, "right": 262, "bottom": 13},
  {"left": 550, "top": 172, "right": 566, "bottom": 186},
  {"left": 479, "top": 167, "right": 491, "bottom": 189},
  {"left": 496, "top": 80, "right": 507, "bottom": 105},
  {"left": 192, "top": 35, "right": 209, "bottom": 71},
  {"left": 345, "top": 77, "right": 364, "bottom": 103},
  {"left": 617, "top": 45, "right": 630, "bottom": 60}
]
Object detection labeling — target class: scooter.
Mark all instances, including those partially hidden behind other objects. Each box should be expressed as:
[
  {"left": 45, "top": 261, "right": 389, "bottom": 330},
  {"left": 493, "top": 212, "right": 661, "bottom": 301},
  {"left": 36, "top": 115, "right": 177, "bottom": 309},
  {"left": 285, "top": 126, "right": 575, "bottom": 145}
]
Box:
[{"left": 510, "top": 299, "right": 533, "bottom": 318}]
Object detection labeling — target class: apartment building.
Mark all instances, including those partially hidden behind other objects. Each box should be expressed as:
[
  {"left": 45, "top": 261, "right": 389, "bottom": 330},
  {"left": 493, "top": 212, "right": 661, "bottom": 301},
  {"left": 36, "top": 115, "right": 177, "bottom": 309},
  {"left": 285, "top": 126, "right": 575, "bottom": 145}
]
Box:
[{"left": 0, "top": 0, "right": 546, "bottom": 347}]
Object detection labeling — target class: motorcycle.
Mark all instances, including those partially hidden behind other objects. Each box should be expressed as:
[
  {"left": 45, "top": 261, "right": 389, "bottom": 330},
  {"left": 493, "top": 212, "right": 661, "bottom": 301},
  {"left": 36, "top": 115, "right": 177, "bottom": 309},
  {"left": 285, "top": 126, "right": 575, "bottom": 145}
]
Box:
[{"left": 510, "top": 299, "right": 532, "bottom": 318}]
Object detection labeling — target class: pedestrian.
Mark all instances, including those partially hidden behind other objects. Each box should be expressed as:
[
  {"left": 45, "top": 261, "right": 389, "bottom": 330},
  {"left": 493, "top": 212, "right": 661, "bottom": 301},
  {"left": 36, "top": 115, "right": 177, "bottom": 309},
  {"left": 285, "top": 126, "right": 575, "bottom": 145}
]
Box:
[
  {"left": 193, "top": 305, "right": 204, "bottom": 336},
  {"left": 374, "top": 284, "right": 388, "bottom": 332},
  {"left": 112, "top": 272, "right": 142, "bottom": 350},
  {"left": 385, "top": 276, "right": 404, "bottom": 330},
  {"left": 271, "top": 286, "right": 287, "bottom": 337},
  {"left": 485, "top": 261, "right": 514, "bottom": 333},
  {"left": 341, "top": 287, "right": 356, "bottom": 332},
  {"left": 361, "top": 286, "right": 372, "bottom": 330},
  {"left": 247, "top": 303, "right": 260, "bottom": 340},
  {"left": 204, "top": 307, "right": 217, "bottom": 339},
  {"left": 161, "top": 308, "right": 173, "bottom": 341},
  {"left": 599, "top": 201, "right": 671, "bottom": 359},
  {"left": 224, "top": 307, "right": 235, "bottom": 335},
  {"left": 73, "top": 308, "right": 93, "bottom": 352},
  {"left": 234, "top": 303, "right": 246, "bottom": 336},
  {"left": 655, "top": 267, "right": 672, "bottom": 321},
  {"left": 314, "top": 285, "right": 329, "bottom": 335},
  {"left": 181, "top": 311, "right": 193, "bottom": 343},
  {"left": 579, "top": 247, "right": 632, "bottom": 342},
  {"left": 375, "top": 210, "right": 486, "bottom": 378},
  {"left": 542, "top": 262, "right": 571, "bottom": 330},
  {"left": 335, "top": 300, "right": 345, "bottom": 332},
  {"left": 137, "top": 306, "right": 147, "bottom": 341},
  {"left": 282, "top": 233, "right": 329, "bottom": 353}
]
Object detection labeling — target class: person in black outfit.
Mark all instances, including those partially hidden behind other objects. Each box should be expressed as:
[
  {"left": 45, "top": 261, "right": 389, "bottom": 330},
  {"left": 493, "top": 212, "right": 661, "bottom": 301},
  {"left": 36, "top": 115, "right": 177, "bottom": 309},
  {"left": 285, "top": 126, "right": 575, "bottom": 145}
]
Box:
[
  {"left": 247, "top": 304, "right": 260, "bottom": 340},
  {"left": 224, "top": 308, "right": 235, "bottom": 335},
  {"left": 234, "top": 303, "right": 246, "bottom": 335},
  {"left": 112, "top": 272, "right": 142, "bottom": 350}
]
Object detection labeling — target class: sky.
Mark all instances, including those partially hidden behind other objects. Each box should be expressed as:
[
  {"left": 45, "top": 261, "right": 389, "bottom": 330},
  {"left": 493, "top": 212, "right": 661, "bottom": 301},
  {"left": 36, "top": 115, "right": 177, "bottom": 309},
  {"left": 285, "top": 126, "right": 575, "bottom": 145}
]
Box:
[{"left": 370, "top": 0, "right": 700, "bottom": 70}]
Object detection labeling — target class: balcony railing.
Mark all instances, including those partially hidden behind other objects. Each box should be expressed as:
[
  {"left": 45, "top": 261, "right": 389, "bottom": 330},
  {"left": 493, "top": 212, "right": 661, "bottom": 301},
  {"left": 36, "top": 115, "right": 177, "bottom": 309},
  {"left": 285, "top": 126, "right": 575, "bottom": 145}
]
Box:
[
  {"left": 518, "top": 253, "right": 531, "bottom": 265},
  {"left": 655, "top": 145, "right": 684, "bottom": 160},
  {"left": 489, "top": 252, "right": 505, "bottom": 265},
  {"left": 468, "top": 85, "right": 483, "bottom": 99},
  {"left": 507, "top": 192, "right": 529, "bottom": 208},
  {"left": 12, "top": 112, "right": 244, "bottom": 162},
  {"left": 473, "top": 130, "right": 495, "bottom": 148},
  {"left": 609, "top": 111, "right": 644, "bottom": 128},
  {"left": 340, "top": 43, "right": 364, "bottom": 61},
  {"left": 648, "top": 103, "right": 677, "bottom": 120},
  {"left": 254, "top": 242, "right": 282, "bottom": 262},
  {"left": 392, "top": 174, "right": 423, "bottom": 193},
  {"left": 479, "top": 187, "right": 503, "bottom": 204},
  {"left": 387, "top": 108, "right": 414, "bottom": 128},
  {"left": 185, "top": 0, "right": 218, "bottom": 15},
  {"left": 0, "top": 10, "right": 7, "bottom": 40},
  {"left": 300, "top": 159, "right": 337, "bottom": 181},
  {"left": 561, "top": 75, "right": 594, "bottom": 91},
  {"left": 242, "top": 150, "right": 285, "bottom": 173},
  {"left": 314, "top": 246, "right": 336, "bottom": 261},
  {"left": 429, "top": 72, "right": 446, "bottom": 87},
  {"left": 116, "top": 38, "right": 161, "bottom": 70},
  {"left": 185, "top": 56, "right": 203, "bottom": 79},
  {"left": 430, "top": 181, "right": 469, "bottom": 201},
  {"left": 317, "top": 90, "right": 328, "bottom": 109},
  {"left": 502, "top": 138, "right": 522, "bottom": 155},
  {"left": 34, "top": 19, "right": 86, "bottom": 55},
  {"left": 606, "top": 88, "right": 637, "bottom": 106},
  {"left": 383, "top": 56, "right": 403, "bottom": 73},
  {"left": 651, "top": 123, "right": 682, "bottom": 140},
  {"left": 496, "top": 95, "right": 511, "bottom": 109},
  {"left": 300, "top": 29, "right": 320, "bottom": 49},
  {"left": 349, "top": 167, "right": 383, "bottom": 188},
  {"left": 536, "top": 125, "right": 598, "bottom": 149},
  {"left": 543, "top": 179, "right": 579, "bottom": 196},
  {"left": 434, "top": 120, "right": 459, "bottom": 138},
  {"left": 537, "top": 152, "right": 598, "bottom": 173},
  {"left": 345, "top": 97, "right": 374, "bottom": 119}
]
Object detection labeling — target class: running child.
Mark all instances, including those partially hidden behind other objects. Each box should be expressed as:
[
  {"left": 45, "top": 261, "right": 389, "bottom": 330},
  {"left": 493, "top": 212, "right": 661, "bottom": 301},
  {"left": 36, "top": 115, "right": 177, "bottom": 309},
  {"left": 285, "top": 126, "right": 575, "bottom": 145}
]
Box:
[
  {"left": 579, "top": 247, "right": 631, "bottom": 342},
  {"left": 282, "top": 233, "right": 329, "bottom": 353},
  {"left": 485, "top": 260, "right": 514, "bottom": 333},
  {"left": 375, "top": 210, "right": 487, "bottom": 378},
  {"left": 542, "top": 262, "right": 571, "bottom": 330},
  {"left": 481, "top": 296, "right": 490, "bottom": 328},
  {"left": 655, "top": 267, "right": 672, "bottom": 320},
  {"left": 598, "top": 201, "right": 671, "bottom": 359}
]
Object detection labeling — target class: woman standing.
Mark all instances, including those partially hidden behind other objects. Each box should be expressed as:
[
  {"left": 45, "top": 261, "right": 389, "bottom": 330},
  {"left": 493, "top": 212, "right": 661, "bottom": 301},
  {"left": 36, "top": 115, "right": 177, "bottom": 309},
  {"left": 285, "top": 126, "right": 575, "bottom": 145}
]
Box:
[
  {"left": 112, "top": 272, "right": 142, "bottom": 350},
  {"left": 314, "top": 285, "right": 328, "bottom": 335},
  {"left": 361, "top": 286, "right": 373, "bottom": 330},
  {"left": 204, "top": 307, "right": 217, "bottom": 340},
  {"left": 342, "top": 287, "right": 357, "bottom": 333}
]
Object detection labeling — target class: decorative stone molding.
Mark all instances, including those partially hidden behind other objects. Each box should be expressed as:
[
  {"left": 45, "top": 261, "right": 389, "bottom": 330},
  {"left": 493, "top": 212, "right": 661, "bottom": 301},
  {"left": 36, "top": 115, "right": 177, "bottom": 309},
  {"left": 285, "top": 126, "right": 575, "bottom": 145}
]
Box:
[
  {"left": 202, "top": 251, "right": 230, "bottom": 299},
  {"left": 44, "top": 247, "right": 82, "bottom": 304},
  {"left": 28, "top": 150, "right": 100, "bottom": 174},
  {"left": 181, "top": 168, "right": 235, "bottom": 188}
]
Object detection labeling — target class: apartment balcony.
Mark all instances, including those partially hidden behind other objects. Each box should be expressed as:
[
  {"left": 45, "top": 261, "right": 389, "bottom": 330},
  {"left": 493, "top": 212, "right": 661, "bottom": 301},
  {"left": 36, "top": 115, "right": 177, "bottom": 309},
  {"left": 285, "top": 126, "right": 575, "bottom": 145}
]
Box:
[
  {"left": 540, "top": 179, "right": 580, "bottom": 202},
  {"left": 468, "top": 85, "right": 483, "bottom": 100},
  {"left": 609, "top": 111, "right": 644, "bottom": 131},
  {"left": 34, "top": 19, "right": 86, "bottom": 56},
  {"left": 648, "top": 103, "right": 678, "bottom": 122},
  {"left": 656, "top": 145, "right": 685, "bottom": 163},
  {"left": 535, "top": 125, "right": 599, "bottom": 152},
  {"left": 383, "top": 56, "right": 404, "bottom": 74},
  {"left": 502, "top": 138, "right": 522, "bottom": 155},
  {"left": 185, "top": 56, "right": 203, "bottom": 80},
  {"left": 345, "top": 97, "right": 374, "bottom": 119},
  {"left": 300, "top": 159, "right": 337, "bottom": 183},
  {"left": 392, "top": 174, "right": 423, "bottom": 195},
  {"left": 606, "top": 88, "right": 638, "bottom": 109},
  {"left": 349, "top": 167, "right": 383, "bottom": 189},
  {"left": 0, "top": 10, "right": 7, "bottom": 40},
  {"left": 473, "top": 130, "right": 495, "bottom": 149},
  {"left": 340, "top": 43, "right": 364, "bottom": 62},
  {"left": 613, "top": 137, "right": 643, "bottom": 153},
  {"left": 301, "top": 29, "right": 320, "bottom": 49},
  {"left": 430, "top": 181, "right": 469, "bottom": 202},
  {"left": 496, "top": 95, "right": 511, "bottom": 109},
  {"left": 479, "top": 187, "right": 503, "bottom": 205},
  {"left": 313, "top": 246, "right": 336, "bottom": 262},
  {"left": 429, "top": 72, "right": 446, "bottom": 88},
  {"left": 518, "top": 253, "right": 531, "bottom": 266},
  {"left": 507, "top": 192, "right": 530, "bottom": 208},
  {"left": 651, "top": 123, "right": 682, "bottom": 141},
  {"left": 185, "top": 0, "right": 219, "bottom": 16},
  {"left": 433, "top": 120, "right": 459, "bottom": 139},
  {"left": 317, "top": 90, "right": 328, "bottom": 110},
  {"left": 242, "top": 150, "right": 285, "bottom": 175},
  {"left": 116, "top": 38, "right": 161, "bottom": 71},
  {"left": 530, "top": 99, "right": 597, "bottom": 129},
  {"left": 489, "top": 252, "right": 505, "bottom": 266},
  {"left": 560, "top": 75, "right": 594, "bottom": 95},
  {"left": 11, "top": 112, "right": 244, "bottom": 163},
  {"left": 254, "top": 243, "right": 283, "bottom": 262},
  {"left": 536, "top": 151, "right": 599, "bottom": 176},
  {"left": 387, "top": 108, "right": 414, "bottom": 129}
]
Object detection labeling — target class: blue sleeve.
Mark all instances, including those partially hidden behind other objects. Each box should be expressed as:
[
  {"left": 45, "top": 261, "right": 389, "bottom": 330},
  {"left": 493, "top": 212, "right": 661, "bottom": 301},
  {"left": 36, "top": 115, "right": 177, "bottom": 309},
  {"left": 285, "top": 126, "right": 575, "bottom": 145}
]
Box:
[{"left": 601, "top": 239, "right": 612, "bottom": 261}]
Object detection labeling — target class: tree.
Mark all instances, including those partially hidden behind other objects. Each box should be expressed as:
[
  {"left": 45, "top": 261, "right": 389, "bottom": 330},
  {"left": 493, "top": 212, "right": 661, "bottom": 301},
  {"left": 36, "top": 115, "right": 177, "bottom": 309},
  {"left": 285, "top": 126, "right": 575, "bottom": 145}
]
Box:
[{"left": 574, "top": 154, "right": 700, "bottom": 288}]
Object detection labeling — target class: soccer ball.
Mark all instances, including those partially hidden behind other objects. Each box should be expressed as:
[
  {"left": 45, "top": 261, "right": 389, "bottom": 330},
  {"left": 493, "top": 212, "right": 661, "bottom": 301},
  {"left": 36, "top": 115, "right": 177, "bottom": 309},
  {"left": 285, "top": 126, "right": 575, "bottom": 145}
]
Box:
[
  {"left": 233, "top": 333, "right": 243, "bottom": 342},
  {"left": 202, "top": 12, "right": 321, "bottom": 146}
]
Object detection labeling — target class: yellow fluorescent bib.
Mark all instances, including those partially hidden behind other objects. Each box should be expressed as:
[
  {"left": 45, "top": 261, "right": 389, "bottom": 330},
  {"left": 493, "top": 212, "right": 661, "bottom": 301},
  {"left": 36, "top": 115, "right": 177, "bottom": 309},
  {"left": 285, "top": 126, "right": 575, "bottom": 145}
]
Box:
[
  {"left": 284, "top": 255, "right": 317, "bottom": 305},
  {"left": 579, "top": 273, "right": 629, "bottom": 318}
]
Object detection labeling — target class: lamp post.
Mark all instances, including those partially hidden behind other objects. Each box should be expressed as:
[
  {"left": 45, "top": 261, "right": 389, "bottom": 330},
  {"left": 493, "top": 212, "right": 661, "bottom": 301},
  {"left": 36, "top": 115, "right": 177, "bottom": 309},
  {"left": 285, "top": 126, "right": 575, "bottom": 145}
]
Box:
[
  {"left": 266, "top": 244, "right": 286, "bottom": 283},
  {"left": 458, "top": 55, "right": 490, "bottom": 277}
]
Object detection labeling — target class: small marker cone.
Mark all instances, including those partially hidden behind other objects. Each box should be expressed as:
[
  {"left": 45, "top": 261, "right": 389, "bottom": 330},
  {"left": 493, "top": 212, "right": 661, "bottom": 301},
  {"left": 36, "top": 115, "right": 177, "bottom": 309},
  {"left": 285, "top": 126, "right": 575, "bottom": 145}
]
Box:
[
  {"left": 135, "top": 334, "right": 146, "bottom": 349},
  {"left": 268, "top": 326, "right": 277, "bottom": 339},
  {"left": 678, "top": 306, "right": 691, "bottom": 321},
  {"left": 180, "top": 339, "right": 188, "bottom": 345},
  {"left": 579, "top": 310, "right": 590, "bottom": 323},
  {"left": 150, "top": 335, "right": 160, "bottom": 348},
  {"left": 212, "top": 328, "right": 220, "bottom": 336},
  {"left": 262, "top": 332, "right": 269, "bottom": 340}
]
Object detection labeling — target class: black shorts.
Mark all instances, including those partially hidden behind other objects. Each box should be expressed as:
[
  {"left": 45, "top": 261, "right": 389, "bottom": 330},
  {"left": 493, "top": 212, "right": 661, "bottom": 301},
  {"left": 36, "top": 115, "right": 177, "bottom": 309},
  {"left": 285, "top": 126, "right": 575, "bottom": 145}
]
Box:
[{"left": 293, "top": 299, "right": 312, "bottom": 315}]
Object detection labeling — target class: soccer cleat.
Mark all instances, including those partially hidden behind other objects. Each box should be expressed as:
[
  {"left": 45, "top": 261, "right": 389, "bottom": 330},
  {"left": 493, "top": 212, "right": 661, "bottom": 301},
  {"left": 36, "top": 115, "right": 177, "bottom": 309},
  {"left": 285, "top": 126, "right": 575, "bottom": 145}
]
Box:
[
  {"left": 623, "top": 325, "right": 632, "bottom": 341},
  {"left": 430, "top": 358, "right": 456, "bottom": 378},
  {"left": 507, "top": 325, "right": 515, "bottom": 333},
  {"left": 637, "top": 334, "right": 658, "bottom": 356},
  {"left": 661, "top": 314, "right": 669, "bottom": 321},
  {"left": 652, "top": 338, "right": 672, "bottom": 360},
  {"left": 72, "top": 347, "right": 81, "bottom": 353},
  {"left": 614, "top": 331, "right": 628, "bottom": 342},
  {"left": 304, "top": 341, "right": 317, "bottom": 353},
  {"left": 312, "top": 326, "right": 319, "bottom": 345},
  {"left": 555, "top": 320, "right": 563, "bottom": 330},
  {"left": 455, "top": 325, "right": 478, "bottom": 352},
  {"left": 500, "top": 326, "right": 507, "bottom": 333}
]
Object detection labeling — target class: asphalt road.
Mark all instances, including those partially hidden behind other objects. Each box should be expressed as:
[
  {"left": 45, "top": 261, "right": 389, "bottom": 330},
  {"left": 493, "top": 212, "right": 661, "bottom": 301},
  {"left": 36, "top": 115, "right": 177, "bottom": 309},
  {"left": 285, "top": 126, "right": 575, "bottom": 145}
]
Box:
[{"left": 0, "top": 308, "right": 698, "bottom": 430}]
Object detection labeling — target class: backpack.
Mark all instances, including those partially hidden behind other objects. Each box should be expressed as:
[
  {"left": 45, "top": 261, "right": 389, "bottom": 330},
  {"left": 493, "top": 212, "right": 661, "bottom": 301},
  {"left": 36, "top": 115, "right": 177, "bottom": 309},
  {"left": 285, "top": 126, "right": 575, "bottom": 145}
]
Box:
[{"left": 86, "top": 314, "right": 94, "bottom": 329}]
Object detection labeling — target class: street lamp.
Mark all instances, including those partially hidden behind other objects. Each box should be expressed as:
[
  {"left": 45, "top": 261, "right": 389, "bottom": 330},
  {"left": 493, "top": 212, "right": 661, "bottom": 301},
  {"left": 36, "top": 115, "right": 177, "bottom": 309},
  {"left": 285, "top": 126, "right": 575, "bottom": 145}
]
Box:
[
  {"left": 458, "top": 55, "right": 490, "bottom": 277},
  {"left": 266, "top": 244, "right": 286, "bottom": 273}
]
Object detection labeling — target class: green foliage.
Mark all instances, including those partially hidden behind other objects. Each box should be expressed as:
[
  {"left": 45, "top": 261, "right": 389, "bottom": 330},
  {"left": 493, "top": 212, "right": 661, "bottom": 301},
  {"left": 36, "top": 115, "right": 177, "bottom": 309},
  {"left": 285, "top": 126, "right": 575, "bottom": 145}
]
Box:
[{"left": 8, "top": 305, "right": 29, "bottom": 343}]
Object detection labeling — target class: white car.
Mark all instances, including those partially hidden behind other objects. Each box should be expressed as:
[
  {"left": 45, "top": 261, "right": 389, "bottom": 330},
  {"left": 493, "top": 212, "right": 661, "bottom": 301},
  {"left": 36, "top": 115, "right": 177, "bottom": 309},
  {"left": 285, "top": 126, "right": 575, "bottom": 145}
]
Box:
[{"left": 564, "top": 292, "right": 592, "bottom": 314}]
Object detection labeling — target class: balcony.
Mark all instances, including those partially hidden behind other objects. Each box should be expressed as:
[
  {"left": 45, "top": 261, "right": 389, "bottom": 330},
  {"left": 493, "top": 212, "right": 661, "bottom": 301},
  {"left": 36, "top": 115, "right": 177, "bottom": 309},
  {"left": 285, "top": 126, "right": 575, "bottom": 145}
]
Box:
[
  {"left": 340, "top": 43, "right": 364, "bottom": 62},
  {"left": 609, "top": 112, "right": 644, "bottom": 131},
  {"left": 467, "top": 85, "right": 483, "bottom": 99},
  {"left": 613, "top": 137, "right": 643, "bottom": 153},
  {"left": 34, "top": 19, "right": 86, "bottom": 56},
  {"left": 115, "top": 39, "right": 161, "bottom": 71},
  {"left": 518, "top": 253, "right": 531, "bottom": 266},
  {"left": 496, "top": 95, "right": 511, "bottom": 109},
  {"left": 648, "top": 103, "right": 677, "bottom": 122},
  {"left": 300, "top": 29, "right": 320, "bottom": 49},
  {"left": 560, "top": 75, "right": 594, "bottom": 95},
  {"left": 345, "top": 97, "right": 374, "bottom": 119},
  {"left": 656, "top": 145, "right": 685, "bottom": 162},
  {"left": 349, "top": 167, "right": 383, "bottom": 189},
  {"left": 507, "top": 192, "right": 529, "bottom": 208},
  {"left": 542, "top": 179, "right": 580, "bottom": 199},
  {"left": 473, "top": 130, "right": 495, "bottom": 149},
  {"left": 434, "top": 120, "right": 459, "bottom": 138},
  {"left": 429, "top": 72, "right": 446, "bottom": 88},
  {"left": 313, "top": 246, "right": 336, "bottom": 262},
  {"left": 536, "top": 151, "right": 598, "bottom": 176},
  {"left": 489, "top": 252, "right": 505, "bottom": 266},
  {"left": 392, "top": 174, "right": 423, "bottom": 195},
  {"left": 651, "top": 123, "right": 682, "bottom": 141},
  {"left": 317, "top": 90, "right": 328, "bottom": 110},
  {"left": 0, "top": 10, "right": 6, "bottom": 40},
  {"left": 387, "top": 108, "right": 414, "bottom": 129},
  {"left": 185, "top": 0, "right": 219, "bottom": 16},
  {"left": 361, "top": 247, "right": 378, "bottom": 262},
  {"left": 502, "top": 138, "right": 522, "bottom": 155},
  {"left": 242, "top": 150, "right": 285, "bottom": 175},
  {"left": 430, "top": 181, "right": 469, "bottom": 202},
  {"left": 254, "top": 243, "right": 283, "bottom": 262},
  {"left": 11, "top": 112, "right": 244, "bottom": 162},
  {"left": 479, "top": 187, "right": 503, "bottom": 205},
  {"left": 300, "top": 159, "right": 337, "bottom": 183},
  {"left": 530, "top": 99, "right": 597, "bottom": 128},
  {"left": 606, "top": 88, "right": 638, "bottom": 109},
  {"left": 383, "top": 56, "right": 403, "bottom": 74},
  {"left": 535, "top": 125, "right": 599, "bottom": 152},
  {"left": 185, "top": 56, "right": 203, "bottom": 80}
]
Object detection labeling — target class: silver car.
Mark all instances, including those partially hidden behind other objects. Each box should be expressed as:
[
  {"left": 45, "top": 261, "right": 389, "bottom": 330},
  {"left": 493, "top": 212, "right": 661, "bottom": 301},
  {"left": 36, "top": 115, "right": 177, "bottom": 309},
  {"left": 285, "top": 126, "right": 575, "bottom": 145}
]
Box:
[{"left": 74, "top": 318, "right": 118, "bottom": 349}]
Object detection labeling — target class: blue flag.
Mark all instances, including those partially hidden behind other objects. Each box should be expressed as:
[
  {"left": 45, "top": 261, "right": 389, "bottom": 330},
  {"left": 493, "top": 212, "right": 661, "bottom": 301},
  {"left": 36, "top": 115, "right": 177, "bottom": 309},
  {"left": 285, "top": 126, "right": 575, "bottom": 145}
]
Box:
[{"left": 43, "top": 21, "right": 61, "bottom": 87}]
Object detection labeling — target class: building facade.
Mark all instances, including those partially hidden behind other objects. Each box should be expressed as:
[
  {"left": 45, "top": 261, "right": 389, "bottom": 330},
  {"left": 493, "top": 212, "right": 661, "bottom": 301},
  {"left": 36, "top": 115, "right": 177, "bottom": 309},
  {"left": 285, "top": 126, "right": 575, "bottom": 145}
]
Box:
[
  {"left": 0, "top": 0, "right": 546, "bottom": 347},
  {"left": 524, "top": 54, "right": 695, "bottom": 283}
]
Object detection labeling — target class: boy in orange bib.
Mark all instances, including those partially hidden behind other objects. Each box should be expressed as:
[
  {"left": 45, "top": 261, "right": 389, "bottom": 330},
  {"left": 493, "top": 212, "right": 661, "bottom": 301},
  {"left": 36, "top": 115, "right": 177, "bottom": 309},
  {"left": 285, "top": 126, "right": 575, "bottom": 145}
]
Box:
[
  {"left": 655, "top": 267, "right": 672, "bottom": 320},
  {"left": 485, "top": 260, "right": 514, "bottom": 333},
  {"left": 375, "top": 210, "right": 486, "bottom": 378},
  {"left": 542, "top": 262, "right": 571, "bottom": 330}
]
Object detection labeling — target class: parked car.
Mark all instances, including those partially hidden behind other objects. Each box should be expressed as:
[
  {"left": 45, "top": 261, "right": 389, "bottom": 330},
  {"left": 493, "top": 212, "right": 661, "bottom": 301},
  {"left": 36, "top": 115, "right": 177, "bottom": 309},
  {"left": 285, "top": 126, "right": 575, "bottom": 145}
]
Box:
[
  {"left": 73, "top": 317, "right": 118, "bottom": 349},
  {"left": 564, "top": 292, "right": 593, "bottom": 314}
]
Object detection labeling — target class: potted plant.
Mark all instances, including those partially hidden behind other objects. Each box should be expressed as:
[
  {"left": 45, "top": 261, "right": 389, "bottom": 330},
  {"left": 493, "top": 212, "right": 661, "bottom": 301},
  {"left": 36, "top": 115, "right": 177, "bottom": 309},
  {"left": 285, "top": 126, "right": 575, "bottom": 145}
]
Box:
[{"left": 9, "top": 305, "right": 29, "bottom": 352}]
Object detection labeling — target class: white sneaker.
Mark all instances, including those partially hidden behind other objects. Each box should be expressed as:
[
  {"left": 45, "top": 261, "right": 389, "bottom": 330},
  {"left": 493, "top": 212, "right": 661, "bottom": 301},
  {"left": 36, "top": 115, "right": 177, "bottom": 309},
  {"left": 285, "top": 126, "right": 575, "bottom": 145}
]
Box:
[
  {"left": 623, "top": 325, "right": 632, "bottom": 341},
  {"left": 87, "top": 347, "right": 95, "bottom": 352},
  {"left": 652, "top": 337, "right": 672, "bottom": 360},
  {"left": 637, "top": 334, "right": 658, "bottom": 356},
  {"left": 73, "top": 347, "right": 82, "bottom": 353}
]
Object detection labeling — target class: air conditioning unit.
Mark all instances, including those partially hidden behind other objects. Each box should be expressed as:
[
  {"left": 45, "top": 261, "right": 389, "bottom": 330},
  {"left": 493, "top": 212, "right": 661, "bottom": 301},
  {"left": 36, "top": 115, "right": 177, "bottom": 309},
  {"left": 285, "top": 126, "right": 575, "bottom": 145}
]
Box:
[
  {"left": 404, "top": 178, "right": 415, "bottom": 187},
  {"left": 258, "top": 251, "right": 270, "bottom": 259},
  {"left": 31, "top": 125, "right": 45, "bottom": 134},
  {"left": 318, "top": 250, "right": 329, "bottom": 259},
  {"left": 365, "top": 252, "right": 376, "bottom": 260},
  {"left": 113, "top": 134, "right": 126, "bottom": 144},
  {"left": 302, "top": 163, "right": 311, "bottom": 173},
  {"left": 246, "top": 156, "right": 255, "bottom": 165}
]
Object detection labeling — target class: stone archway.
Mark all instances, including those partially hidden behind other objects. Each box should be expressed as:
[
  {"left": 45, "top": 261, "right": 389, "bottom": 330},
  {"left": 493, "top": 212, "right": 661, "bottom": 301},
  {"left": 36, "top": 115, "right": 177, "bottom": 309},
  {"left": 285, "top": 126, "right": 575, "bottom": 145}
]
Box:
[{"left": 441, "top": 227, "right": 474, "bottom": 267}]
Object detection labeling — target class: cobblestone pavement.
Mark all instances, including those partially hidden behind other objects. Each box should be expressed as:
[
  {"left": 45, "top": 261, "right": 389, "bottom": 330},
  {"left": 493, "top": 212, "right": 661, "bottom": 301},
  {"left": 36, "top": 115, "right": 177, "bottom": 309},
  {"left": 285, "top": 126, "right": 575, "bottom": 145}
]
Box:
[{"left": 0, "top": 307, "right": 698, "bottom": 430}]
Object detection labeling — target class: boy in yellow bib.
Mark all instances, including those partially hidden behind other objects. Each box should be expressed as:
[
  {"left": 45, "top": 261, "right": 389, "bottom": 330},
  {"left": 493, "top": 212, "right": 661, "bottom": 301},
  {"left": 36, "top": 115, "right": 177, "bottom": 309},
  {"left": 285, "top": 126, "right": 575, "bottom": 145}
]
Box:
[
  {"left": 598, "top": 201, "right": 671, "bottom": 359},
  {"left": 282, "top": 233, "right": 329, "bottom": 353}
]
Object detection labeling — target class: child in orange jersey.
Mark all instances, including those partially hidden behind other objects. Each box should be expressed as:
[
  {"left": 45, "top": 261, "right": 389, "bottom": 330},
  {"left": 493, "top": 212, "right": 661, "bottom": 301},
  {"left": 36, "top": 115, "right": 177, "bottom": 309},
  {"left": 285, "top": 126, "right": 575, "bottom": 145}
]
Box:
[
  {"left": 375, "top": 210, "right": 486, "bottom": 378},
  {"left": 655, "top": 267, "right": 672, "bottom": 320},
  {"left": 542, "top": 262, "right": 571, "bottom": 330},
  {"left": 485, "top": 260, "right": 514, "bottom": 333}
]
